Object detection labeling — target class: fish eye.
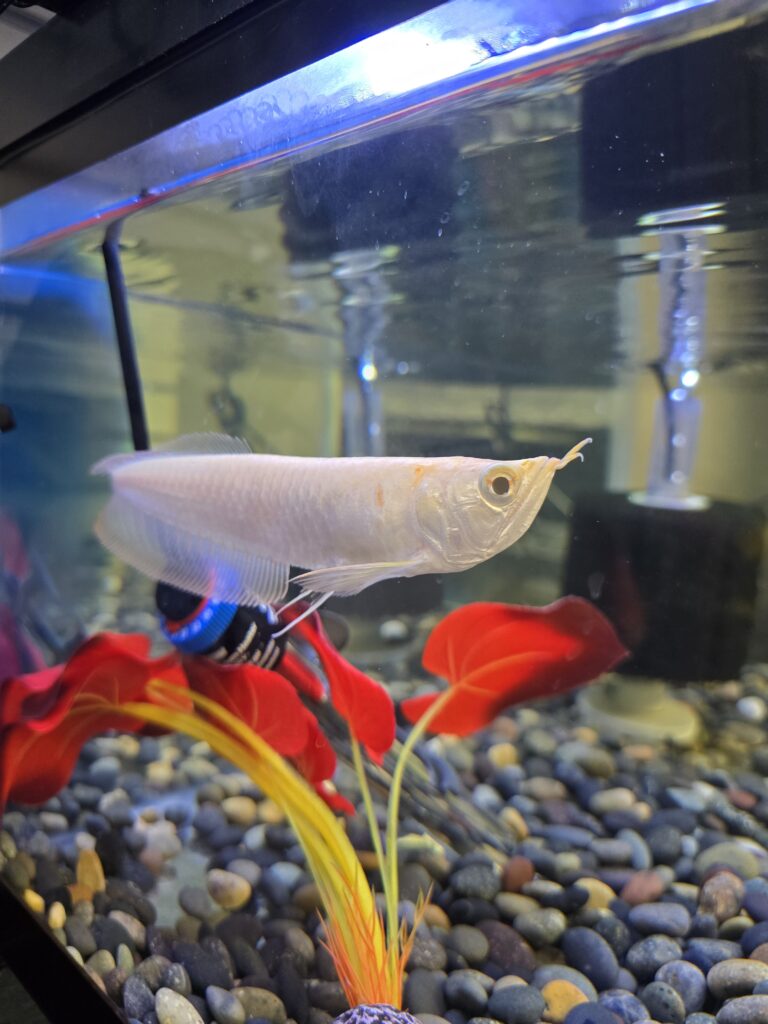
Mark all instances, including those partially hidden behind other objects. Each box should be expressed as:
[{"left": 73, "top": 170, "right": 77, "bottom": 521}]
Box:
[{"left": 480, "top": 466, "right": 519, "bottom": 505}]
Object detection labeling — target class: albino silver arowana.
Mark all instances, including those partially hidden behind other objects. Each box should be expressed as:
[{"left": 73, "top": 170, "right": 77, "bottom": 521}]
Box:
[{"left": 92, "top": 433, "right": 590, "bottom": 624}]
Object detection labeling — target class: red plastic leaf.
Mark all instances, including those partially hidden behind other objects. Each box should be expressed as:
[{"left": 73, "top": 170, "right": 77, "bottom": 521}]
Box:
[
  {"left": 0, "top": 664, "right": 63, "bottom": 727},
  {"left": 288, "top": 613, "right": 395, "bottom": 763},
  {"left": 293, "top": 714, "right": 337, "bottom": 785},
  {"left": 316, "top": 781, "right": 355, "bottom": 815},
  {"left": 0, "top": 635, "right": 188, "bottom": 808},
  {"left": 183, "top": 659, "right": 310, "bottom": 759},
  {"left": 0, "top": 632, "right": 159, "bottom": 731},
  {"left": 402, "top": 597, "right": 628, "bottom": 736},
  {"left": 422, "top": 603, "right": 517, "bottom": 680},
  {"left": 278, "top": 650, "right": 327, "bottom": 703}
]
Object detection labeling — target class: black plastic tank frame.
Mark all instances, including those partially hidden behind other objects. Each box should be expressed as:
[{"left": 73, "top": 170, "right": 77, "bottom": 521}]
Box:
[{"left": 0, "top": 876, "right": 123, "bottom": 1023}]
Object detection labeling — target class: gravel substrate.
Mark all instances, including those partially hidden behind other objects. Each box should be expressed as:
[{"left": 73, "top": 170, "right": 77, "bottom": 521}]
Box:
[{"left": 4, "top": 666, "right": 768, "bottom": 1024}]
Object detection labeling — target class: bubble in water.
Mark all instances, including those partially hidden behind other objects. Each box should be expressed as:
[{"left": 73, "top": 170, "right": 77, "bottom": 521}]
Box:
[
  {"left": 440, "top": 212, "right": 451, "bottom": 224},
  {"left": 457, "top": 180, "right": 470, "bottom": 196}
]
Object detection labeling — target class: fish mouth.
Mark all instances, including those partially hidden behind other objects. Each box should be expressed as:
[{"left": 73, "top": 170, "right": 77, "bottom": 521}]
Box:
[
  {"left": 551, "top": 437, "right": 592, "bottom": 471},
  {"left": 495, "top": 438, "right": 592, "bottom": 549}
]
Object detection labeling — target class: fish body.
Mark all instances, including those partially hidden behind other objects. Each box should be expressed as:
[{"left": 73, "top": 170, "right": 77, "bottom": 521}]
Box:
[{"left": 93, "top": 434, "right": 590, "bottom": 607}]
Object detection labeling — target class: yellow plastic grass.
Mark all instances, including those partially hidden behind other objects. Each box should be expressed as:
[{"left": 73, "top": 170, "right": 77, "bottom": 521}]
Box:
[{"left": 111, "top": 678, "right": 409, "bottom": 1008}]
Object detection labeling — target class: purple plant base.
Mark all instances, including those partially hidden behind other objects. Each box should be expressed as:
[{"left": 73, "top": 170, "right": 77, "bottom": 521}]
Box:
[{"left": 333, "top": 1005, "right": 419, "bottom": 1024}]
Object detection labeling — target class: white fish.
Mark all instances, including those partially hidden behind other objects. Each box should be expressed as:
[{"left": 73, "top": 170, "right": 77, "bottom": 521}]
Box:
[{"left": 92, "top": 434, "right": 591, "bottom": 618}]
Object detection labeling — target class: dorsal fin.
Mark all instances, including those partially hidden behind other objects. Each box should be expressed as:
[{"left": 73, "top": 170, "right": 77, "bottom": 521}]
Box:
[
  {"left": 155, "top": 433, "right": 252, "bottom": 456},
  {"left": 91, "top": 433, "right": 251, "bottom": 475}
]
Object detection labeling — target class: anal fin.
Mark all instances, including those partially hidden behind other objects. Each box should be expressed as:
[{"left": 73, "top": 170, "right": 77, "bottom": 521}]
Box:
[{"left": 291, "top": 560, "right": 422, "bottom": 597}]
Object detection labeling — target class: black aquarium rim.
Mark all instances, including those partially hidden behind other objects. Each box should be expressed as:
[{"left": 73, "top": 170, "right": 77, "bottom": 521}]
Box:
[
  {"left": 0, "top": 0, "right": 445, "bottom": 206},
  {"left": 0, "top": 876, "right": 123, "bottom": 1023}
]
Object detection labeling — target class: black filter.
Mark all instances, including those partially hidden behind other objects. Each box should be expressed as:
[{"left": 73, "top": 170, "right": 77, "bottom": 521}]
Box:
[
  {"left": 563, "top": 493, "right": 765, "bottom": 681},
  {"left": 581, "top": 22, "right": 768, "bottom": 229}
]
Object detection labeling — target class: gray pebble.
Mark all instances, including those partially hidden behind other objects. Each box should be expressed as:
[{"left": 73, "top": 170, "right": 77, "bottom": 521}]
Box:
[
  {"left": 522, "top": 728, "right": 558, "bottom": 756},
  {"left": 206, "top": 985, "right": 246, "bottom": 1024},
  {"left": 162, "top": 963, "right": 192, "bottom": 997},
  {"left": 89, "top": 756, "right": 121, "bottom": 789},
  {"left": 39, "top": 812, "right": 69, "bottom": 833},
  {"left": 617, "top": 830, "right": 653, "bottom": 871},
  {"left": 137, "top": 955, "right": 172, "bottom": 991},
  {"left": 640, "top": 980, "right": 685, "bottom": 1024},
  {"left": 123, "top": 974, "right": 155, "bottom": 1019},
  {"left": 103, "top": 966, "right": 128, "bottom": 1003},
  {"left": 667, "top": 788, "right": 709, "bottom": 814},
  {"left": 699, "top": 873, "right": 745, "bottom": 923},
  {"left": 404, "top": 968, "right": 447, "bottom": 1016},
  {"left": 513, "top": 908, "right": 566, "bottom": 948},
  {"left": 592, "top": 839, "right": 634, "bottom": 865},
  {"left": 87, "top": 949, "right": 117, "bottom": 978},
  {"left": 444, "top": 926, "right": 490, "bottom": 966},
  {"left": 0, "top": 831, "right": 17, "bottom": 859},
  {"left": 695, "top": 843, "right": 760, "bottom": 881},
  {"left": 284, "top": 925, "right": 315, "bottom": 968},
  {"left": 598, "top": 988, "right": 647, "bottom": 1022},
  {"left": 625, "top": 936, "right": 682, "bottom": 980},
  {"left": 707, "top": 958, "right": 768, "bottom": 998},
  {"left": 400, "top": 864, "right": 434, "bottom": 904},
  {"left": 562, "top": 927, "right": 620, "bottom": 990},
  {"left": 472, "top": 785, "right": 504, "bottom": 814},
  {"left": 743, "top": 878, "right": 768, "bottom": 922},
  {"left": 451, "top": 865, "right": 500, "bottom": 902},
  {"left": 179, "top": 886, "right": 217, "bottom": 921},
  {"left": 305, "top": 980, "right": 347, "bottom": 1016},
  {"left": 716, "top": 995, "right": 768, "bottom": 1023},
  {"left": 233, "top": 987, "right": 287, "bottom": 1023},
  {"left": 116, "top": 944, "right": 135, "bottom": 975},
  {"left": 225, "top": 859, "right": 262, "bottom": 887},
  {"left": 487, "top": 983, "right": 545, "bottom": 1024},
  {"left": 64, "top": 917, "right": 97, "bottom": 958},
  {"left": 409, "top": 936, "right": 448, "bottom": 971},
  {"left": 265, "top": 860, "right": 305, "bottom": 892},
  {"left": 557, "top": 741, "right": 616, "bottom": 777},
  {"left": 444, "top": 973, "right": 488, "bottom": 1015},
  {"left": 590, "top": 788, "right": 636, "bottom": 815},
  {"left": 109, "top": 911, "right": 146, "bottom": 951},
  {"left": 655, "top": 960, "right": 706, "bottom": 1014},
  {"left": 628, "top": 903, "right": 691, "bottom": 938}
]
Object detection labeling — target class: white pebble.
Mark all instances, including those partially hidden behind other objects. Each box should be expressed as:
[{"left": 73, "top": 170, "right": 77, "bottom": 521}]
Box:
[
  {"left": 737, "top": 696, "right": 766, "bottom": 722},
  {"left": 156, "top": 987, "right": 204, "bottom": 1024}
]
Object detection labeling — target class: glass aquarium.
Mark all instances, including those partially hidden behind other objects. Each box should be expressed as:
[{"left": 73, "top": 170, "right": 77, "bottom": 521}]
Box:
[{"left": 1, "top": 1, "right": 767, "bottom": 1023}]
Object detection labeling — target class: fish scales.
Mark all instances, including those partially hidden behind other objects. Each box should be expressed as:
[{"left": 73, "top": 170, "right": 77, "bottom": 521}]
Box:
[{"left": 113, "top": 454, "right": 434, "bottom": 568}]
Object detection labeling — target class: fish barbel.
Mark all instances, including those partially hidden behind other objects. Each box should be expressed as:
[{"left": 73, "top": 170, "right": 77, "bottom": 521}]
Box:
[{"left": 92, "top": 433, "right": 591, "bottom": 613}]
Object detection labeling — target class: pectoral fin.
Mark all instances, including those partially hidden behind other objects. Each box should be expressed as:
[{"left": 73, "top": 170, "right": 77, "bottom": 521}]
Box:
[{"left": 292, "top": 559, "right": 423, "bottom": 597}]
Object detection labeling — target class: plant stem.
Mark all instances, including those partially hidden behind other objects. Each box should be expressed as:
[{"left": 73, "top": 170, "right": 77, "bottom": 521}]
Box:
[
  {"left": 384, "top": 687, "right": 455, "bottom": 943},
  {"left": 351, "top": 736, "right": 396, "bottom": 949}
]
